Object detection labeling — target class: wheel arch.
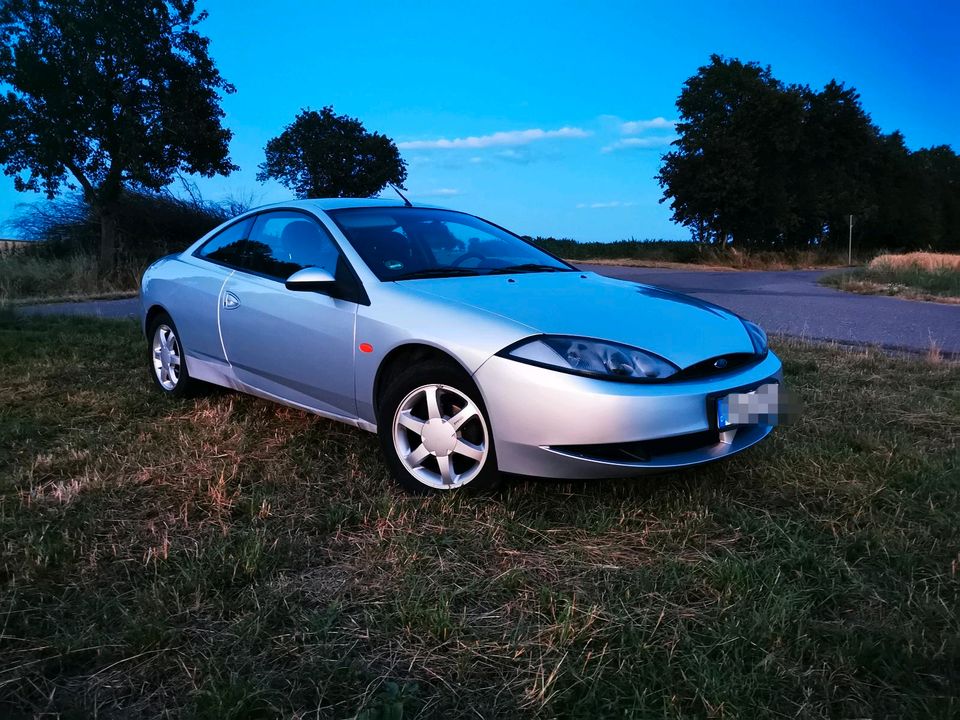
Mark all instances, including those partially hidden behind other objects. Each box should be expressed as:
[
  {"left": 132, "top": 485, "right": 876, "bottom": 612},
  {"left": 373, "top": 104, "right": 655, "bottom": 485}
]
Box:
[
  {"left": 372, "top": 342, "right": 475, "bottom": 423},
  {"left": 144, "top": 304, "right": 170, "bottom": 336}
]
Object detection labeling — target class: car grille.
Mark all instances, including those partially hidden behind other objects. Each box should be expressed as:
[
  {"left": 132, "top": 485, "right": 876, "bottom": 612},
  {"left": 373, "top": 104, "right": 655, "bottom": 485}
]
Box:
[
  {"left": 673, "top": 353, "right": 763, "bottom": 381},
  {"left": 551, "top": 429, "right": 721, "bottom": 463}
]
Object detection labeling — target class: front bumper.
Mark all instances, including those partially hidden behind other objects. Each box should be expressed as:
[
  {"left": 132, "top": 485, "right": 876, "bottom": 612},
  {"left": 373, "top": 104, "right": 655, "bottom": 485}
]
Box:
[{"left": 473, "top": 351, "right": 783, "bottom": 479}]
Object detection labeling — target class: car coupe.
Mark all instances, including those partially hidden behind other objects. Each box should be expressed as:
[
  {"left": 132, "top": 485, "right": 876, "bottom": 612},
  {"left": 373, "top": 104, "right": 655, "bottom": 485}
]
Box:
[{"left": 140, "top": 198, "right": 786, "bottom": 492}]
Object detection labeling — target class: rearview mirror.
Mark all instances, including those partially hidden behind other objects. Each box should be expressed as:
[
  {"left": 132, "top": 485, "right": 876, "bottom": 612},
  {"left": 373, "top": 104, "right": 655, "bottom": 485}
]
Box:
[{"left": 285, "top": 266, "right": 336, "bottom": 292}]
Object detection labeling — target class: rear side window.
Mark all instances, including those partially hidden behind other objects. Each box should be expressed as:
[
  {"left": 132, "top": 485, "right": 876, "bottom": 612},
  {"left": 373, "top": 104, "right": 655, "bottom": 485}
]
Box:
[{"left": 196, "top": 217, "right": 255, "bottom": 267}]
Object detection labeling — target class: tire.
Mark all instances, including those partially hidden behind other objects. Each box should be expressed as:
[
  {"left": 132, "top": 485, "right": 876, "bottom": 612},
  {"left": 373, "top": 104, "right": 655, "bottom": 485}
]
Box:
[
  {"left": 378, "top": 359, "right": 500, "bottom": 493},
  {"left": 146, "top": 312, "right": 197, "bottom": 398}
]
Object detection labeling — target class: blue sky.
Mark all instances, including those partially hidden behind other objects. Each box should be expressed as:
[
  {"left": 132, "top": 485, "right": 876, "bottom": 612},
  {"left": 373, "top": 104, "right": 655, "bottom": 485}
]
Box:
[{"left": 3, "top": 0, "right": 958, "bottom": 241}]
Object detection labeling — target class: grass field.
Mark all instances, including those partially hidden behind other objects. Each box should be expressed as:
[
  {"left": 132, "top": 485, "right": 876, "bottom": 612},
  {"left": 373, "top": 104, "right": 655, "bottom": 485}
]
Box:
[
  {"left": 0, "top": 252, "right": 142, "bottom": 305},
  {"left": 821, "top": 252, "right": 960, "bottom": 303},
  {"left": 1, "top": 314, "right": 959, "bottom": 718},
  {"left": 533, "top": 238, "right": 853, "bottom": 270},
  {"left": 0, "top": 241, "right": 853, "bottom": 306}
]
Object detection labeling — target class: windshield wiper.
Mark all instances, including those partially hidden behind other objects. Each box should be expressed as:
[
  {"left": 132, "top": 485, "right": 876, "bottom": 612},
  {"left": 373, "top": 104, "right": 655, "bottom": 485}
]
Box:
[
  {"left": 487, "top": 263, "right": 570, "bottom": 275},
  {"left": 391, "top": 267, "right": 483, "bottom": 281}
]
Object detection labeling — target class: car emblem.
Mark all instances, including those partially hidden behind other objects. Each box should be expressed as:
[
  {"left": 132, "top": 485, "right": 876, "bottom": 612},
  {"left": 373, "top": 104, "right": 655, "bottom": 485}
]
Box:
[{"left": 714, "top": 358, "right": 729, "bottom": 369}]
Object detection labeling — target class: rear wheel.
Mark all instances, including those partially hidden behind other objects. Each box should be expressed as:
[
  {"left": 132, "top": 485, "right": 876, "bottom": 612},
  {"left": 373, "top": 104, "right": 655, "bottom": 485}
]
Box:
[
  {"left": 147, "top": 312, "right": 197, "bottom": 398},
  {"left": 378, "top": 360, "right": 499, "bottom": 492}
]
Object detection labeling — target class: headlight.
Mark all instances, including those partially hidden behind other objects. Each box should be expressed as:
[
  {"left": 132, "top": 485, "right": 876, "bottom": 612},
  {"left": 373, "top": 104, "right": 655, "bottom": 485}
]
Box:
[
  {"left": 742, "top": 320, "right": 768, "bottom": 356},
  {"left": 501, "top": 336, "right": 679, "bottom": 382}
]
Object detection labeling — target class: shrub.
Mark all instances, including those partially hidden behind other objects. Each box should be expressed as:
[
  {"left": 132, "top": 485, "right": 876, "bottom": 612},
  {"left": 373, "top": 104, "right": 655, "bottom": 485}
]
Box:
[
  {"left": 9, "top": 186, "right": 252, "bottom": 264},
  {"left": 1, "top": 186, "right": 253, "bottom": 301}
]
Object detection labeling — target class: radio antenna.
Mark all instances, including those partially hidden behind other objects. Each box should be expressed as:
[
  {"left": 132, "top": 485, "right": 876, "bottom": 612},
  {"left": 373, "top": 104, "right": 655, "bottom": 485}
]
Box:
[{"left": 390, "top": 184, "right": 413, "bottom": 207}]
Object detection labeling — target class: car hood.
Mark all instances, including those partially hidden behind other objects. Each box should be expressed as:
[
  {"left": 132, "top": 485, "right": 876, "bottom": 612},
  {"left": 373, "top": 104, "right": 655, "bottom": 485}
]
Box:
[{"left": 400, "top": 271, "right": 755, "bottom": 368}]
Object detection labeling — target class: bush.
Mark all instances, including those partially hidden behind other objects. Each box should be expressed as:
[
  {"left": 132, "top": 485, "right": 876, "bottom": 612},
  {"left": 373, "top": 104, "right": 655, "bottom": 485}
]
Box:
[
  {"left": 9, "top": 186, "right": 251, "bottom": 264},
  {"left": 0, "top": 253, "right": 128, "bottom": 301},
  {"left": 1, "top": 186, "right": 252, "bottom": 301}
]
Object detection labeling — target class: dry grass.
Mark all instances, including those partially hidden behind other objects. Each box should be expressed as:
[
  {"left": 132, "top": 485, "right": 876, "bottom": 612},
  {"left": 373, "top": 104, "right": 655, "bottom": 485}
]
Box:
[
  {"left": 822, "top": 252, "right": 960, "bottom": 303},
  {"left": 5, "top": 289, "right": 140, "bottom": 307},
  {"left": 0, "top": 252, "right": 143, "bottom": 304},
  {"left": 0, "top": 240, "right": 34, "bottom": 255},
  {"left": 1, "top": 315, "right": 959, "bottom": 718},
  {"left": 869, "top": 251, "right": 960, "bottom": 272},
  {"left": 825, "top": 278, "right": 960, "bottom": 305},
  {"left": 571, "top": 258, "right": 737, "bottom": 272},
  {"left": 535, "top": 238, "right": 853, "bottom": 271}
]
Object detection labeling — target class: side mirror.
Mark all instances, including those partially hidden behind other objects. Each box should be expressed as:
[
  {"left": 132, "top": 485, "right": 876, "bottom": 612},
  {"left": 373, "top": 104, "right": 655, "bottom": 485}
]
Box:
[{"left": 285, "top": 266, "right": 337, "bottom": 292}]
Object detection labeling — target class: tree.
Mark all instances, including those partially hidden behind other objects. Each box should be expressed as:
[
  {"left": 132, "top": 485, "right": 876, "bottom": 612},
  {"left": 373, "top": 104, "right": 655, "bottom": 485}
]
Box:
[
  {"left": 657, "top": 55, "right": 801, "bottom": 248},
  {"left": 795, "top": 80, "right": 879, "bottom": 248},
  {"left": 658, "top": 54, "right": 960, "bottom": 253},
  {"left": 257, "top": 107, "right": 407, "bottom": 199},
  {"left": 657, "top": 55, "right": 878, "bottom": 250},
  {"left": 863, "top": 138, "right": 960, "bottom": 252},
  {"left": 0, "top": 0, "right": 236, "bottom": 273}
]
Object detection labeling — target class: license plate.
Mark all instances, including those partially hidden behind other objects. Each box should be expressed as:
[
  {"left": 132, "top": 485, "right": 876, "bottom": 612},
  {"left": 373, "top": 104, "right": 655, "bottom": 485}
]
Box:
[{"left": 717, "top": 383, "right": 781, "bottom": 429}]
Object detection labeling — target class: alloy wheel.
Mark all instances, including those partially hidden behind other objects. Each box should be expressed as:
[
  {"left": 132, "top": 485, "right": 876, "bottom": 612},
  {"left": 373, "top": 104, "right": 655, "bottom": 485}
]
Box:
[
  {"left": 152, "top": 324, "right": 181, "bottom": 391},
  {"left": 392, "top": 383, "right": 489, "bottom": 489}
]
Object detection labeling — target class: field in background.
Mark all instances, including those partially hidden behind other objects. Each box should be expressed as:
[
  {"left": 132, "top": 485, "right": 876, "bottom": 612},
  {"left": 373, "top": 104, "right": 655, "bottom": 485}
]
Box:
[
  {"left": 1, "top": 188, "right": 244, "bottom": 304},
  {"left": 0, "top": 251, "right": 142, "bottom": 304},
  {"left": 0, "top": 239, "right": 34, "bottom": 254},
  {"left": 822, "top": 251, "right": 960, "bottom": 303},
  {"left": 4, "top": 239, "right": 959, "bottom": 305},
  {"left": 2, "top": 314, "right": 958, "bottom": 718},
  {"left": 532, "top": 238, "right": 856, "bottom": 270},
  {"left": 0, "top": 238, "right": 846, "bottom": 304}
]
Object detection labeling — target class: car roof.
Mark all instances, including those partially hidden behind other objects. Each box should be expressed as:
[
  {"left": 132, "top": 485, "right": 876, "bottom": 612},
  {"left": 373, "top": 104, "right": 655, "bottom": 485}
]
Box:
[{"left": 252, "top": 198, "right": 447, "bottom": 212}]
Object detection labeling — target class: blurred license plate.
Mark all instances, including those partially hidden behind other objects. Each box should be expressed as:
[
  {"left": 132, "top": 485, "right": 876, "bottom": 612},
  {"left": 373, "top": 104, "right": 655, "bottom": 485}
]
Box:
[{"left": 717, "top": 383, "right": 781, "bottom": 429}]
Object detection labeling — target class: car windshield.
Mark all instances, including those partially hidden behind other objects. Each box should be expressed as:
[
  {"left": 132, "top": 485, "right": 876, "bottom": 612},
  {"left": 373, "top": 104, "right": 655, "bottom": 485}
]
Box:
[{"left": 326, "top": 207, "right": 572, "bottom": 280}]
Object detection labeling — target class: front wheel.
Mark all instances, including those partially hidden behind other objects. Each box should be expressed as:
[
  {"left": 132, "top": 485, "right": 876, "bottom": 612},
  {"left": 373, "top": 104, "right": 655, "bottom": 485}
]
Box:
[
  {"left": 378, "top": 360, "right": 500, "bottom": 492},
  {"left": 147, "top": 312, "right": 197, "bottom": 398}
]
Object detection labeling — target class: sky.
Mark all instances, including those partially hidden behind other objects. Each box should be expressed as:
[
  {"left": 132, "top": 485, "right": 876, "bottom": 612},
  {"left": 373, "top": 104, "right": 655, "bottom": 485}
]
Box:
[{"left": 2, "top": 0, "right": 958, "bottom": 241}]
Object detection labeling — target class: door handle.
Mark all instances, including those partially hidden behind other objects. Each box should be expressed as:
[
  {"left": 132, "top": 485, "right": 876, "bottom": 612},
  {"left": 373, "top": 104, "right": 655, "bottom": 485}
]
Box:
[{"left": 223, "top": 291, "right": 240, "bottom": 309}]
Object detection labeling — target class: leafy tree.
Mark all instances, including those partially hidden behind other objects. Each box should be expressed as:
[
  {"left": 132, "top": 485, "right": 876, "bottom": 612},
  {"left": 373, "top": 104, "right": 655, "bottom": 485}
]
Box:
[
  {"left": 859, "top": 131, "right": 916, "bottom": 249},
  {"left": 0, "top": 0, "right": 236, "bottom": 273},
  {"left": 906, "top": 145, "right": 960, "bottom": 249},
  {"left": 657, "top": 55, "right": 801, "bottom": 248},
  {"left": 257, "top": 107, "right": 407, "bottom": 199},
  {"left": 863, "top": 139, "right": 960, "bottom": 252},
  {"left": 658, "top": 54, "right": 960, "bottom": 253},
  {"left": 795, "top": 80, "right": 879, "bottom": 248}
]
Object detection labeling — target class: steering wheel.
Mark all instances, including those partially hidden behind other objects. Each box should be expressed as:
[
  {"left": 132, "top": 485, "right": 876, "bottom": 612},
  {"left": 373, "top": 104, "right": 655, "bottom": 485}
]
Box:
[{"left": 450, "top": 251, "right": 485, "bottom": 267}]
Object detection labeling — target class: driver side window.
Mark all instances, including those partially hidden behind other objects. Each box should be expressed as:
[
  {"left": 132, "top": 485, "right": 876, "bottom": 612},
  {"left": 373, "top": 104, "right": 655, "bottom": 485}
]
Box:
[
  {"left": 245, "top": 211, "right": 341, "bottom": 281},
  {"left": 414, "top": 219, "right": 466, "bottom": 265},
  {"left": 440, "top": 220, "right": 510, "bottom": 265}
]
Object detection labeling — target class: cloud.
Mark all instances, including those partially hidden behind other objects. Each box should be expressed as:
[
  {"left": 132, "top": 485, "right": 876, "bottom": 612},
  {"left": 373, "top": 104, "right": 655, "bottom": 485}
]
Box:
[
  {"left": 620, "top": 117, "right": 677, "bottom": 135},
  {"left": 493, "top": 148, "right": 539, "bottom": 164},
  {"left": 397, "top": 126, "right": 591, "bottom": 150},
  {"left": 601, "top": 135, "right": 678, "bottom": 153},
  {"left": 576, "top": 201, "right": 637, "bottom": 209},
  {"left": 417, "top": 188, "right": 461, "bottom": 197}
]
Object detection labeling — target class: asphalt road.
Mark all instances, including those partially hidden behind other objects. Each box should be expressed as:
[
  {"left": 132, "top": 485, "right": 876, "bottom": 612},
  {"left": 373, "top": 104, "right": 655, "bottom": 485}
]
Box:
[
  {"left": 18, "top": 266, "right": 960, "bottom": 355},
  {"left": 579, "top": 264, "right": 960, "bottom": 355}
]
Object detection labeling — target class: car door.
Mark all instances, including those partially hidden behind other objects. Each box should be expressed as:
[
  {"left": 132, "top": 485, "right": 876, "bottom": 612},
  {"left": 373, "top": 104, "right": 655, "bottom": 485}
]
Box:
[
  {"left": 176, "top": 216, "right": 256, "bottom": 371},
  {"left": 218, "top": 209, "right": 360, "bottom": 419}
]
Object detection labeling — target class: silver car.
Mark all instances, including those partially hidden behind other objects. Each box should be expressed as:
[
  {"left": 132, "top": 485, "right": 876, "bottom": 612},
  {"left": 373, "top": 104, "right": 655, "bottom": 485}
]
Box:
[{"left": 141, "top": 198, "right": 785, "bottom": 492}]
